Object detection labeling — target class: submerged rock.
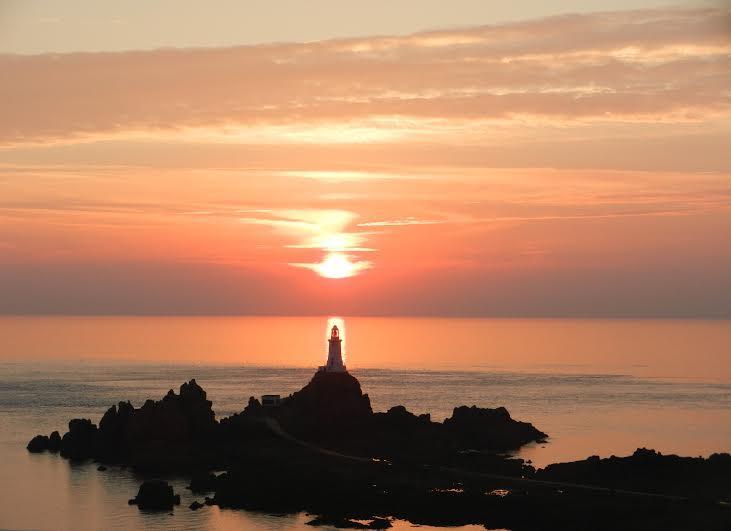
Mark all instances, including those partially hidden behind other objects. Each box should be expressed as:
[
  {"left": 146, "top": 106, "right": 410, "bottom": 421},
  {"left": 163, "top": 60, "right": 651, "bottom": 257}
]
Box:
[
  {"left": 128, "top": 480, "right": 181, "bottom": 510},
  {"left": 189, "top": 500, "right": 204, "bottom": 511}
]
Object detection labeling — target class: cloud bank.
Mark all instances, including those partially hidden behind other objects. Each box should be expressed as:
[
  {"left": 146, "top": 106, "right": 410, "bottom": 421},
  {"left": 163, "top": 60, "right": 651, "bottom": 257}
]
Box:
[{"left": 0, "top": 7, "right": 729, "bottom": 146}]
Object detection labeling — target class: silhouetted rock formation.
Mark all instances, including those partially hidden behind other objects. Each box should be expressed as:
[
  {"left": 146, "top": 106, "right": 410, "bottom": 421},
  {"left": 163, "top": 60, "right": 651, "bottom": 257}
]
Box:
[
  {"left": 187, "top": 471, "right": 217, "bottom": 493},
  {"left": 60, "top": 418, "right": 97, "bottom": 459},
  {"left": 264, "top": 371, "right": 544, "bottom": 458},
  {"left": 48, "top": 430, "right": 62, "bottom": 452},
  {"left": 28, "top": 430, "right": 62, "bottom": 453},
  {"left": 128, "top": 480, "right": 181, "bottom": 510},
  {"left": 28, "top": 379, "right": 217, "bottom": 469},
  {"left": 444, "top": 405, "right": 548, "bottom": 450},
  {"left": 27, "top": 373, "right": 545, "bottom": 468},
  {"left": 23, "top": 372, "right": 731, "bottom": 530},
  {"left": 27, "top": 434, "right": 50, "bottom": 453},
  {"left": 537, "top": 447, "right": 731, "bottom": 501},
  {"left": 279, "top": 370, "right": 373, "bottom": 428},
  {"left": 211, "top": 443, "right": 731, "bottom": 531}
]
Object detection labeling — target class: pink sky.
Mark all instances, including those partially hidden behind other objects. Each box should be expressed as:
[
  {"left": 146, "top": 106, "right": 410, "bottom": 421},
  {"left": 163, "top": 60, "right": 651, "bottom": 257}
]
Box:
[{"left": 0, "top": 6, "right": 729, "bottom": 316}]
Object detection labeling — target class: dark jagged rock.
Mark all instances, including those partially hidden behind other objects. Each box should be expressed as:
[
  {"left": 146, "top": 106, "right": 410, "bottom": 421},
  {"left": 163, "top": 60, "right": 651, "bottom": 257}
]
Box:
[
  {"left": 23, "top": 371, "right": 731, "bottom": 530},
  {"left": 128, "top": 480, "right": 181, "bottom": 510},
  {"left": 98, "top": 401, "right": 134, "bottom": 452},
  {"left": 537, "top": 447, "right": 731, "bottom": 500},
  {"left": 242, "top": 396, "right": 263, "bottom": 416},
  {"left": 210, "top": 444, "right": 731, "bottom": 531},
  {"left": 282, "top": 371, "right": 373, "bottom": 424},
  {"left": 28, "top": 379, "right": 218, "bottom": 467},
  {"left": 97, "top": 465, "right": 107, "bottom": 471},
  {"left": 443, "top": 405, "right": 548, "bottom": 451},
  {"left": 48, "top": 430, "right": 62, "bottom": 452},
  {"left": 128, "top": 379, "right": 216, "bottom": 450},
  {"left": 27, "top": 430, "right": 66, "bottom": 453},
  {"left": 269, "top": 371, "right": 374, "bottom": 444},
  {"left": 378, "top": 405, "right": 431, "bottom": 425},
  {"left": 27, "top": 434, "right": 49, "bottom": 453},
  {"left": 189, "top": 500, "right": 204, "bottom": 511},
  {"left": 187, "top": 471, "right": 217, "bottom": 493},
  {"left": 60, "top": 418, "right": 98, "bottom": 459},
  {"left": 29, "top": 373, "right": 545, "bottom": 469}
]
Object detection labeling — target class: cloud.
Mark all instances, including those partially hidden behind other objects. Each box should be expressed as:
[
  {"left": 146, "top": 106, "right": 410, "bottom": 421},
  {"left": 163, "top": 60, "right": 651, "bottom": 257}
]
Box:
[
  {"left": 0, "top": 7, "right": 728, "bottom": 145},
  {"left": 358, "top": 217, "right": 443, "bottom": 227}
]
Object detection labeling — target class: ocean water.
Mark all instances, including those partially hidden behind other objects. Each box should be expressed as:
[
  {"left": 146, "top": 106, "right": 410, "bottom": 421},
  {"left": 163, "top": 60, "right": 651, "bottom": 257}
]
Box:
[{"left": 0, "top": 317, "right": 730, "bottom": 530}]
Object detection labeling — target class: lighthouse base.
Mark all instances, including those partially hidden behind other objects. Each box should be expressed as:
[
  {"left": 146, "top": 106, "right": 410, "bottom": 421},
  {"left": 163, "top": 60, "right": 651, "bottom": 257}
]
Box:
[{"left": 318, "top": 363, "right": 347, "bottom": 373}]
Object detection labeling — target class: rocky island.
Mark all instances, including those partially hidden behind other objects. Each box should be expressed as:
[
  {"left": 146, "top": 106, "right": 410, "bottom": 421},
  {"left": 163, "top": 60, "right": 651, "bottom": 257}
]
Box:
[{"left": 27, "top": 329, "right": 731, "bottom": 531}]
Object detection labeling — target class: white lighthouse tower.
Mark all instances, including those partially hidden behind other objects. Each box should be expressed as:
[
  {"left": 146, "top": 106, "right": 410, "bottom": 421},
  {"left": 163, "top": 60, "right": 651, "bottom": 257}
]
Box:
[{"left": 319, "top": 325, "right": 347, "bottom": 373}]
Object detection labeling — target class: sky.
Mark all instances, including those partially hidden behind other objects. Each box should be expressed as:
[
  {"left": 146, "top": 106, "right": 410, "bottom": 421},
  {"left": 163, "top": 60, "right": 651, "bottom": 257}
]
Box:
[{"left": 0, "top": 2, "right": 729, "bottom": 317}]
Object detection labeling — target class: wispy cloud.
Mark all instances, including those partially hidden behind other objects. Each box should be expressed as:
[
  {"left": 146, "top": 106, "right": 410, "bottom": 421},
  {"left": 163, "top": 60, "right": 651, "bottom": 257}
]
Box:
[
  {"left": 0, "top": 7, "right": 728, "bottom": 146},
  {"left": 358, "top": 217, "right": 443, "bottom": 227}
]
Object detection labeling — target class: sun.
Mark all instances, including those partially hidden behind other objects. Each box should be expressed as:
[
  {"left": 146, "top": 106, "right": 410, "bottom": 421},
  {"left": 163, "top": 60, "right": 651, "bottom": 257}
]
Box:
[{"left": 314, "top": 252, "right": 368, "bottom": 279}]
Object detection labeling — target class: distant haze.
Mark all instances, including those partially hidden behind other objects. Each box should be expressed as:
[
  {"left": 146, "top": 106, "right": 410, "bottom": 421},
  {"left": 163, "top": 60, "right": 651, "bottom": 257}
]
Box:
[{"left": 0, "top": 2, "right": 729, "bottom": 317}]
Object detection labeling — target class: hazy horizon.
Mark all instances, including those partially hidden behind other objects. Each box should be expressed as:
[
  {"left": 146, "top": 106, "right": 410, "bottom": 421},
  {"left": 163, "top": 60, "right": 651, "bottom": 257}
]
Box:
[{"left": 3, "top": 316, "right": 729, "bottom": 379}]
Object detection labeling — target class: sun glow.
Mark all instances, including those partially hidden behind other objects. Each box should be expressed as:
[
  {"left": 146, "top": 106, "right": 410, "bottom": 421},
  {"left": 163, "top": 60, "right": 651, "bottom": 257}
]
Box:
[{"left": 311, "top": 252, "right": 370, "bottom": 279}]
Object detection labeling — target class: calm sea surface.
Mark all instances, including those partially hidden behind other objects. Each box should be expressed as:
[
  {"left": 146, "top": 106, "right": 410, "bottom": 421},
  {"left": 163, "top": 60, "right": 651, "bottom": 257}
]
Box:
[{"left": 0, "top": 317, "right": 729, "bottom": 530}]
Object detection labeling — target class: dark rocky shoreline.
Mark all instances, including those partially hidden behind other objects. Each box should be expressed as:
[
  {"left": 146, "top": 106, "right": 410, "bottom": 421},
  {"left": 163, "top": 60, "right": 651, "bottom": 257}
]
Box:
[{"left": 27, "top": 371, "right": 731, "bottom": 530}]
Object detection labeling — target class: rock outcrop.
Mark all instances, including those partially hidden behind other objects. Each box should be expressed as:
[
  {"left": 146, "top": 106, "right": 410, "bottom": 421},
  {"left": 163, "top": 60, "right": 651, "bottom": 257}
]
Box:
[
  {"left": 282, "top": 371, "right": 373, "bottom": 422},
  {"left": 537, "top": 447, "right": 731, "bottom": 501},
  {"left": 27, "top": 434, "right": 50, "bottom": 453},
  {"left": 28, "top": 379, "right": 216, "bottom": 467},
  {"left": 444, "top": 405, "right": 548, "bottom": 451},
  {"left": 48, "top": 430, "right": 62, "bottom": 452},
  {"left": 128, "top": 480, "right": 181, "bottom": 510},
  {"left": 23, "top": 373, "right": 731, "bottom": 530},
  {"left": 28, "top": 430, "right": 63, "bottom": 453},
  {"left": 60, "top": 418, "right": 98, "bottom": 459},
  {"left": 187, "top": 471, "right": 217, "bottom": 493},
  {"left": 28, "top": 374, "right": 547, "bottom": 466},
  {"left": 270, "top": 370, "right": 374, "bottom": 443}
]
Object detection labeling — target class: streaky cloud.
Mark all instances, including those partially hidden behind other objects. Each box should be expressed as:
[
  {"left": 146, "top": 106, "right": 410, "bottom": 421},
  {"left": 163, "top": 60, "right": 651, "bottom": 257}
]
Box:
[{"left": 0, "top": 7, "right": 728, "bottom": 145}]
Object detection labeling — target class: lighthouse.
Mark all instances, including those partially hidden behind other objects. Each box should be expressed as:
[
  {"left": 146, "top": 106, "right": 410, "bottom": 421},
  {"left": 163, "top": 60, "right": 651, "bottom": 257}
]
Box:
[{"left": 320, "top": 325, "right": 347, "bottom": 373}]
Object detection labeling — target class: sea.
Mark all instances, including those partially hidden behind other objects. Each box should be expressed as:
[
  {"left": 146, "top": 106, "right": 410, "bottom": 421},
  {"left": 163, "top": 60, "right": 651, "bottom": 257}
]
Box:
[{"left": 0, "top": 316, "right": 729, "bottom": 530}]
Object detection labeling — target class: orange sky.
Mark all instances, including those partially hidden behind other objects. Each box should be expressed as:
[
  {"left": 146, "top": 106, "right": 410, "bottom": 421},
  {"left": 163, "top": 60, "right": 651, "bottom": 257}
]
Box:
[{"left": 0, "top": 6, "right": 729, "bottom": 316}]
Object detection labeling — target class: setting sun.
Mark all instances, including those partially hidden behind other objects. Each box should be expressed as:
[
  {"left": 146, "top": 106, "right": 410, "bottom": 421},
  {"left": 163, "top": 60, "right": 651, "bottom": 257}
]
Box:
[{"left": 312, "top": 252, "right": 369, "bottom": 279}]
